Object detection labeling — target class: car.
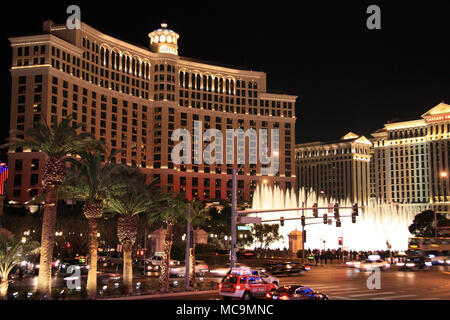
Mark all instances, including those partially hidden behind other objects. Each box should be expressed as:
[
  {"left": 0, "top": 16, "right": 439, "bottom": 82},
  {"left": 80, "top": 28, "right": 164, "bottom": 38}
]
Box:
[
  {"left": 397, "top": 256, "right": 432, "bottom": 271},
  {"left": 236, "top": 250, "right": 255, "bottom": 259},
  {"left": 264, "top": 262, "right": 310, "bottom": 275},
  {"left": 250, "top": 269, "right": 280, "bottom": 287},
  {"left": 210, "top": 263, "right": 248, "bottom": 277},
  {"left": 354, "top": 259, "right": 391, "bottom": 271},
  {"left": 266, "top": 285, "right": 329, "bottom": 300},
  {"left": 219, "top": 268, "right": 277, "bottom": 300},
  {"left": 98, "top": 272, "right": 121, "bottom": 284},
  {"left": 169, "top": 260, "right": 210, "bottom": 277},
  {"left": 59, "top": 257, "right": 89, "bottom": 275},
  {"left": 426, "top": 252, "right": 450, "bottom": 265},
  {"left": 149, "top": 255, "right": 180, "bottom": 266}
]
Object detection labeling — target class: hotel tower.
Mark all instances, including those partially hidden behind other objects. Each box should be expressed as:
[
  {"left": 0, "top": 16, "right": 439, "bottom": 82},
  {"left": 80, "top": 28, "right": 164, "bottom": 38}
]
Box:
[{"left": 7, "top": 20, "right": 297, "bottom": 203}]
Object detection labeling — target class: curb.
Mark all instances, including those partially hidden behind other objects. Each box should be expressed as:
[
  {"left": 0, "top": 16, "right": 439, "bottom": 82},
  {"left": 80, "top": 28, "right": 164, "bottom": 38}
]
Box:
[{"left": 102, "top": 289, "right": 218, "bottom": 300}]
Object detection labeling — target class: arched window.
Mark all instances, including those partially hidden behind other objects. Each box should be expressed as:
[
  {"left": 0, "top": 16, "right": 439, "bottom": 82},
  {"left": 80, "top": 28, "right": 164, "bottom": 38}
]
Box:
[
  {"left": 184, "top": 72, "right": 189, "bottom": 88},
  {"left": 208, "top": 76, "right": 212, "bottom": 92},
  {"left": 105, "top": 49, "right": 109, "bottom": 67},
  {"left": 225, "top": 79, "right": 230, "bottom": 94},
  {"left": 214, "top": 78, "right": 218, "bottom": 93},
  {"left": 159, "top": 64, "right": 165, "bottom": 72},
  {"left": 179, "top": 71, "right": 184, "bottom": 87},
  {"left": 126, "top": 56, "right": 130, "bottom": 73},
  {"left": 122, "top": 55, "right": 126, "bottom": 72},
  {"left": 167, "top": 65, "right": 172, "bottom": 72},
  {"left": 219, "top": 78, "right": 223, "bottom": 93},
  {"left": 196, "top": 74, "right": 201, "bottom": 89},
  {"left": 192, "top": 74, "right": 196, "bottom": 90},
  {"left": 100, "top": 47, "right": 104, "bottom": 66},
  {"left": 230, "top": 80, "right": 235, "bottom": 94},
  {"left": 203, "top": 75, "right": 207, "bottom": 90}
]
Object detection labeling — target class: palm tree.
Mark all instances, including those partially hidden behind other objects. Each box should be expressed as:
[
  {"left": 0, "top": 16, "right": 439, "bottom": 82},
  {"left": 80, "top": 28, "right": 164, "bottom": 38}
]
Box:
[
  {"left": 148, "top": 193, "right": 187, "bottom": 292},
  {"left": 105, "top": 171, "right": 159, "bottom": 292},
  {"left": 60, "top": 152, "right": 120, "bottom": 298},
  {"left": 0, "top": 234, "right": 40, "bottom": 299},
  {"left": 186, "top": 200, "right": 210, "bottom": 288},
  {"left": 1, "top": 117, "right": 103, "bottom": 296}
]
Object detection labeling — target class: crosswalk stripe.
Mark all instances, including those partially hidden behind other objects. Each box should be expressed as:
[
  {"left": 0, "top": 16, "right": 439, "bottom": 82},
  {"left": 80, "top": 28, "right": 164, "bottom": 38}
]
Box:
[{"left": 349, "top": 291, "right": 397, "bottom": 298}]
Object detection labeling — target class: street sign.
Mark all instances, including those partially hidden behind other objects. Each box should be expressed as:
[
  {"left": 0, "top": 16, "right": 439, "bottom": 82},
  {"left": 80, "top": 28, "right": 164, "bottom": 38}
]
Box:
[
  {"left": 237, "top": 225, "right": 251, "bottom": 231},
  {"left": 240, "top": 216, "right": 262, "bottom": 224}
]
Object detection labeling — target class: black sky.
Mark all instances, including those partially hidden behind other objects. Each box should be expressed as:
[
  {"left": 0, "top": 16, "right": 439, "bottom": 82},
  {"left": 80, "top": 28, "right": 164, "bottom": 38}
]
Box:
[{"left": 1, "top": 0, "right": 449, "bottom": 159}]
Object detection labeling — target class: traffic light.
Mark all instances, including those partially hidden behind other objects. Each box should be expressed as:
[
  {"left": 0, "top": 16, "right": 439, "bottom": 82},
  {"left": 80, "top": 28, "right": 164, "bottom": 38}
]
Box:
[
  {"left": 352, "top": 203, "right": 359, "bottom": 217},
  {"left": 336, "top": 220, "right": 341, "bottom": 228},
  {"left": 280, "top": 216, "right": 284, "bottom": 226},
  {"left": 338, "top": 237, "right": 343, "bottom": 246},
  {"left": 333, "top": 203, "right": 340, "bottom": 220},
  {"left": 312, "top": 203, "right": 318, "bottom": 218},
  {"left": 303, "top": 230, "right": 307, "bottom": 243},
  {"left": 301, "top": 216, "right": 306, "bottom": 227},
  {"left": 323, "top": 213, "right": 328, "bottom": 224}
]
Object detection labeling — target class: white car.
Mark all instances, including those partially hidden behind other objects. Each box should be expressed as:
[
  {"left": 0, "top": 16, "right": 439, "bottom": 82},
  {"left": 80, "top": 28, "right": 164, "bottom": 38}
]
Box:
[
  {"left": 149, "top": 255, "right": 180, "bottom": 267},
  {"left": 355, "top": 259, "right": 390, "bottom": 271},
  {"left": 169, "top": 260, "right": 210, "bottom": 277},
  {"left": 210, "top": 263, "right": 248, "bottom": 277},
  {"left": 250, "top": 269, "right": 280, "bottom": 287}
]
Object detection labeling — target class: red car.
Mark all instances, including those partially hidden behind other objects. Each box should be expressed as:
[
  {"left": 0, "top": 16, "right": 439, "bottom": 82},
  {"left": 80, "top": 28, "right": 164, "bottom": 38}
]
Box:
[{"left": 219, "top": 268, "right": 277, "bottom": 300}]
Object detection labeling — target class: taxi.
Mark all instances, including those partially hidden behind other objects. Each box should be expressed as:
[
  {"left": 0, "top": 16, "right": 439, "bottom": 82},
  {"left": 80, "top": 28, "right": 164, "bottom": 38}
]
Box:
[{"left": 219, "top": 267, "right": 277, "bottom": 300}]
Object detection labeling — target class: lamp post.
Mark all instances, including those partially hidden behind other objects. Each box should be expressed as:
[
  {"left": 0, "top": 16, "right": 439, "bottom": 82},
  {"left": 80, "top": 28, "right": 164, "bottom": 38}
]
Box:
[
  {"left": 231, "top": 149, "right": 278, "bottom": 268},
  {"left": 436, "top": 171, "right": 448, "bottom": 237},
  {"left": 185, "top": 203, "right": 191, "bottom": 290}
]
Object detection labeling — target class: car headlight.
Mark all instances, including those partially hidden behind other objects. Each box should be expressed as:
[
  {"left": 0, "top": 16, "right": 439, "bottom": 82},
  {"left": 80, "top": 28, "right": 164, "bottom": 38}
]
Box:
[
  {"left": 425, "top": 262, "right": 432, "bottom": 267},
  {"left": 406, "top": 263, "right": 415, "bottom": 267},
  {"left": 396, "top": 263, "right": 405, "bottom": 267},
  {"left": 438, "top": 260, "right": 444, "bottom": 264}
]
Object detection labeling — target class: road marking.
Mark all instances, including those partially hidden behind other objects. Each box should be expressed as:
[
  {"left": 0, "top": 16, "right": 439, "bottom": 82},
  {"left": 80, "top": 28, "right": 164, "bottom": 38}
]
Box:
[
  {"left": 376, "top": 294, "right": 417, "bottom": 300},
  {"left": 349, "top": 291, "right": 397, "bottom": 298},
  {"left": 325, "top": 288, "right": 370, "bottom": 293},
  {"left": 421, "top": 297, "right": 441, "bottom": 300},
  {"left": 329, "top": 296, "right": 357, "bottom": 300}
]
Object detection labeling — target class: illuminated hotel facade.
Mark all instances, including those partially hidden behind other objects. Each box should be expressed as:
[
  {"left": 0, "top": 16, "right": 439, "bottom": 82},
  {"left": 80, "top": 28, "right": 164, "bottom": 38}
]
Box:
[
  {"left": 7, "top": 20, "right": 297, "bottom": 203},
  {"left": 371, "top": 102, "right": 450, "bottom": 214},
  {"left": 296, "top": 102, "right": 450, "bottom": 214},
  {"left": 295, "top": 132, "right": 372, "bottom": 205}
]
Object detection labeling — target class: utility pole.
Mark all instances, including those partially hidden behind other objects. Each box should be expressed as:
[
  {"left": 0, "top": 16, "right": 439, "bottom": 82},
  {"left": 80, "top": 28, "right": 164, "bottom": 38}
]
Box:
[
  {"left": 231, "top": 168, "right": 237, "bottom": 268},
  {"left": 185, "top": 203, "right": 191, "bottom": 290}
]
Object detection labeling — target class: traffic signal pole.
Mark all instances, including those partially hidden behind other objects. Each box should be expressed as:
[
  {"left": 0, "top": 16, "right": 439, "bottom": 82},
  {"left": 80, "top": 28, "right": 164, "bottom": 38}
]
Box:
[{"left": 231, "top": 168, "right": 237, "bottom": 268}]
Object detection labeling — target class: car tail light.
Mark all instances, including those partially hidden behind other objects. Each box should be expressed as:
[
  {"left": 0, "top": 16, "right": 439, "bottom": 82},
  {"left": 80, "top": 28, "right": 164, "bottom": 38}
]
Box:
[
  {"left": 266, "top": 293, "right": 271, "bottom": 298},
  {"left": 305, "top": 266, "right": 310, "bottom": 270},
  {"left": 235, "top": 285, "right": 241, "bottom": 290},
  {"left": 218, "top": 283, "right": 222, "bottom": 289},
  {"left": 280, "top": 295, "right": 289, "bottom": 300}
]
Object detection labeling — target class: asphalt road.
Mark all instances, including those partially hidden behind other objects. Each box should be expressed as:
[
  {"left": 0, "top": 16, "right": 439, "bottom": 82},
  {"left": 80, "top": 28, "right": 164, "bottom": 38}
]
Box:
[{"left": 144, "top": 264, "right": 450, "bottom": 300}]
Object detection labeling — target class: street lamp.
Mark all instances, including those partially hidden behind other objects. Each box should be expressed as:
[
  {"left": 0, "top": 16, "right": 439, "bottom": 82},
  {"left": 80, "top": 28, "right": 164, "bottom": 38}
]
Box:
[{"left": 436, "top": 171, "right": 449, "bottom": 237}]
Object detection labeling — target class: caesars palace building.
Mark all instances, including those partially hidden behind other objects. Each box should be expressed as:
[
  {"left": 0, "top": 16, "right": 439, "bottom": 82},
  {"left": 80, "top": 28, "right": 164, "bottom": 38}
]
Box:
[
  {"left": 7, "top": 21, "right": 297, "bottom": 203},
  {"left": 296, "top": 102, "right": 450, "bottom": 215}
]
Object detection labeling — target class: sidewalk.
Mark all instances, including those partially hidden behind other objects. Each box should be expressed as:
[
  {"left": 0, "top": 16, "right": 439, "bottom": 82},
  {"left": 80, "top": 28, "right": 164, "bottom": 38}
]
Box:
[{"left": 102, "top": 289, "right": 218, "bottom": 300}]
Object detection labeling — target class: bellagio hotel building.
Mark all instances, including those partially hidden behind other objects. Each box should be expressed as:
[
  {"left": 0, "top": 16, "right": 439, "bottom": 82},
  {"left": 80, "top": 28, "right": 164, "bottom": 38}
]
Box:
[{"left": 7, "top": 20, "right": 297, "bottom": 203}]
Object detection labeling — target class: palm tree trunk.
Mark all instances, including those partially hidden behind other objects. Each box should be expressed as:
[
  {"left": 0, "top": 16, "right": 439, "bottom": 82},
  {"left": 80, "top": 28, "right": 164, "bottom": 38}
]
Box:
[
  {"left": 37, "top": 185, "right": 58, "bottom": 297},
  {"left": 122, "top": 240, "right": 133, "bottom": 292},
  {"left": 159, "top": 216, "right": 173, "bottom": 292},
  {"left": 87, "top": 218, "right": 98, "bottom": 298},
  {"left": 189, "top": 246, "right": 196, "bottom": 288},
  {"left": 0, "top": 276, "right": 8, "bottom": 299}
]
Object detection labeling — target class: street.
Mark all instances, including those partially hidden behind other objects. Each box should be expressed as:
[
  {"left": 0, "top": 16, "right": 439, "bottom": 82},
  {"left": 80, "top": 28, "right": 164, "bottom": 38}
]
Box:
[{"left": 144, "top": 264, "right": 450, "bottom": 300}]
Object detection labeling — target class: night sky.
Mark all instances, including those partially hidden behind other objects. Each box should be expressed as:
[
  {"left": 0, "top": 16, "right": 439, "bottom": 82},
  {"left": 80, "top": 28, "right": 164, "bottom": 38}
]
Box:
[{"left": 1, "top": 1, "right": 449, "bottom": 161}]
